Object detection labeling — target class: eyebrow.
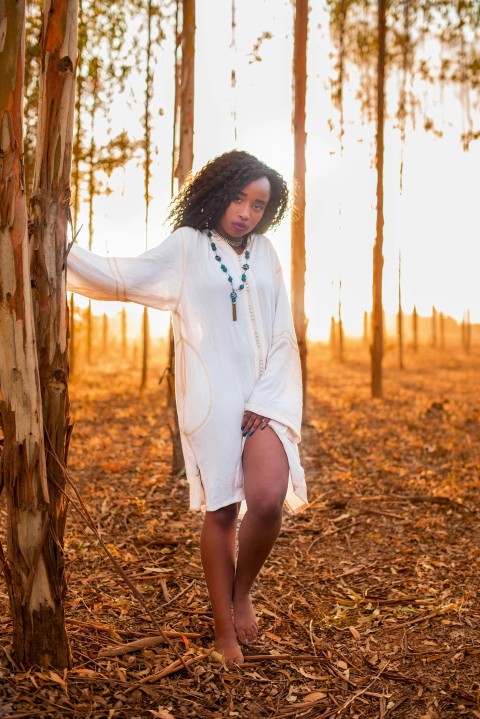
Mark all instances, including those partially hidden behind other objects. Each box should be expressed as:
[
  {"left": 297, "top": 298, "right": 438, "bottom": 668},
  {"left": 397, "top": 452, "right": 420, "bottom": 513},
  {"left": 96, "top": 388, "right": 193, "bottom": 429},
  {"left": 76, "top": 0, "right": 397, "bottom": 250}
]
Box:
[{"left": 238, "top": 191, "right": 267, "bottom": 205}]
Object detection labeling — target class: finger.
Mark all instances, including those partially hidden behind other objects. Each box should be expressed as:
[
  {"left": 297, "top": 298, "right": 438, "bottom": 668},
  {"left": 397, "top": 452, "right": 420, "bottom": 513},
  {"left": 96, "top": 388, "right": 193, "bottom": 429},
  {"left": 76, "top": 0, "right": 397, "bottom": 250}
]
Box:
[
  {"left": 245, "top": 416, "right": 264, "bottom": 437},
  {"left": 260, "top": 416, "right": 271, "bottom": 430},
  {"left": 241, "top": 411, "right": 252, "bottom": 431},
  {"left": 242, "top": 413, "right": 259, "bottom": 436}
]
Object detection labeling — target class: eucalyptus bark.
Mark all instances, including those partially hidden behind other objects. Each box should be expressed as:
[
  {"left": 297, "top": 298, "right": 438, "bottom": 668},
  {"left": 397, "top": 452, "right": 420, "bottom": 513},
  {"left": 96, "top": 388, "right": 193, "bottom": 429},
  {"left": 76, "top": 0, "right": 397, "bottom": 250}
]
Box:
[
  {"left": 27, "top": 0, "right": 78, "bottom": 668},
  {"left": 0, "top": 0, "right": 74, "bottom": 668},
  {"left": 291, "top": 0, "right": 308, "bottom": 415},
  {"left": 371, "top": 0, "right": 386, "bottom": 398}
]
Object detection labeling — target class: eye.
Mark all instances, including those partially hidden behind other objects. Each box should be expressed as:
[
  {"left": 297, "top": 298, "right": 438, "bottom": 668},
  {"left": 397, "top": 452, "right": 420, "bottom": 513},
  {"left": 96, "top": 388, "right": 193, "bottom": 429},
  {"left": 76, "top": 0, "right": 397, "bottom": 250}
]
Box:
[{"left": 253, "top": 203, "right": 264, "bottom": 212}]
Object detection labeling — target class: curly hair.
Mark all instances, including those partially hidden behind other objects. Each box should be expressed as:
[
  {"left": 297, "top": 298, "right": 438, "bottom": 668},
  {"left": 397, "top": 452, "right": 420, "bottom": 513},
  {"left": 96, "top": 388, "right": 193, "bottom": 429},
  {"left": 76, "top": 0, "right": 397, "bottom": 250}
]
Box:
[{"left": 167, "top": 150, "right": 289, "bottom": 236}]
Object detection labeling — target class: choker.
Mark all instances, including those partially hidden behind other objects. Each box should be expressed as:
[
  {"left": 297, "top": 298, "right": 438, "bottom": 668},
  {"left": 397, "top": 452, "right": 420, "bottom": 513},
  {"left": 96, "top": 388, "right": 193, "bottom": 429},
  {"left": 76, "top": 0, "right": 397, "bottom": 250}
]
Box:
[{"left": 211, "top": 229, "right": 245, "bottom": 248}]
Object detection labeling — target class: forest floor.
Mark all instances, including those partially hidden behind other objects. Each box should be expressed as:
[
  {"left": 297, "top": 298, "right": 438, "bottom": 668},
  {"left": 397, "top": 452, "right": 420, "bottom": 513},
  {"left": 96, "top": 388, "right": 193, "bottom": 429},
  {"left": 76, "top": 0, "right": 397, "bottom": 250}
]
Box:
[{"left": 1, "top": 343, "right": 480, "bottom": 719}]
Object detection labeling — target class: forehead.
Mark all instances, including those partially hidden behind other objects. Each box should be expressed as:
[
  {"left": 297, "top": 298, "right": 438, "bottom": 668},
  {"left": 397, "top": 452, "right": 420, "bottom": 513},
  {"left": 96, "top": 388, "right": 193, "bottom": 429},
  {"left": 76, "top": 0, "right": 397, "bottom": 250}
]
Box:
[{"left": 240, "top": 177, "right": 271, "bottom": 200}]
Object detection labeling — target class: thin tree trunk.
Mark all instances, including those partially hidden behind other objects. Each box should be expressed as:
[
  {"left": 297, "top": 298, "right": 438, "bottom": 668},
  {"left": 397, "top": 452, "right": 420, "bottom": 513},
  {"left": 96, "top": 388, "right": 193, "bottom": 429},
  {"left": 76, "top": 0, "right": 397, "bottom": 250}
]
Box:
[
  {"left": 397, "top": 252, "right": 404, "bottom": 369},
  {"left": 121, "top": 306, "right": 128, "bottom": 358},
  {"left": 337, "top": 281, "right": 344, "bottom": 362},
  {"left": 412, "top": 305, "right": 418, "bottom": 352},
  {"left": 329, "top": 316, "right": 336, "bottom": 358},
  {"left": 363, "top": 310, "right": 369, "bottom": 347},
  {"left": 431, "top": 306, "right": 437, "bottom": 348},
  {"left": 439, "top": 312, "right": 445, "bottom": 350},
  {"left": 167, "top": 0, "right": 196, "bottom": 474},
  {"left": 102, "top": 313, "right": 108, "bottom": 355},
  {"left": 141, "top": 0, "right": 153, "bottom": 391},
  {"left": 291, "top": 0, "right": 308, "bottom": 416},
  {"left": 141, "top": 306, "right": 150, "bottom": 389},
  {"left": 176, "top": 0, "right": 195, "bottom": 187},
  {"left": 371, "top": 0, "right": 386, "bottom": 398},
  {"left": 69, "top": 293, "right": 75, "bottom": 375}
]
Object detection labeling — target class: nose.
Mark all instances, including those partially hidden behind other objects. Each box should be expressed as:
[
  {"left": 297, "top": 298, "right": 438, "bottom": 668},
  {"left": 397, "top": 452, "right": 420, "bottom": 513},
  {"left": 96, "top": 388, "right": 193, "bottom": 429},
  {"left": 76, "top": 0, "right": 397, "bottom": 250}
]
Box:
[{"left": 239, "top": 204, "right": 250, "bottom": 220}]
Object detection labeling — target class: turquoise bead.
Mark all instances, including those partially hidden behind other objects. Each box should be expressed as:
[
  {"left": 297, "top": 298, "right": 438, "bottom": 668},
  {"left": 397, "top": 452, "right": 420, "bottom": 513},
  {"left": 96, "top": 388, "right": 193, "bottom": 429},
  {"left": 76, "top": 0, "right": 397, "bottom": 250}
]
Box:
[
  {"left": 221, "top": 264, "right": 227, "bottom": 272},
  {"left": 242, "top": 263, "right": 249, "bottom": 270},
  {"left": 215, "top": 255, "right": 221, "bottom": 261},
  {"left": 239, "top": 284, "right": 244, "bottom": 290},
  {"left": 241, "top": 273, "right": 247, "bottom": 282}
]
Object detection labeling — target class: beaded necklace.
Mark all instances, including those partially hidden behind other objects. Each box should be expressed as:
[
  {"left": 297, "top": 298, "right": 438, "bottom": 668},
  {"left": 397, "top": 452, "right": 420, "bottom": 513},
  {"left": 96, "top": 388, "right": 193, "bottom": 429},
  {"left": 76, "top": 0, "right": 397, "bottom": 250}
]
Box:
[{"left": 207, "top": 230, "right": 250, "bottom": 321}]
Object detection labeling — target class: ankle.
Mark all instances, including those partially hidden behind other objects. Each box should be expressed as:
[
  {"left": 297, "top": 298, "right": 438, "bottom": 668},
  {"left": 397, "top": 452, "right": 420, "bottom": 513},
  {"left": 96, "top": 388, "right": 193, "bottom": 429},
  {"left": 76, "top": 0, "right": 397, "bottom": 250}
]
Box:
[{"left": 233, "top": 584, "right": 251, "bottom": 600}]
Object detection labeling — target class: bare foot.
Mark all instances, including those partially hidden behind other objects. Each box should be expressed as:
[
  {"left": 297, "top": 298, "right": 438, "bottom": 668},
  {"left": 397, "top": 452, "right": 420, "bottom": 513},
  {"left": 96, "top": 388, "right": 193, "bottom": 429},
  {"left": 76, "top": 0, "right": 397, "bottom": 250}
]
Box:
[
  {"left": 214, "top": 632, "right": 244, "bottom": 667},
  {"left": 233, "top": 589, "right": 258, "bottom": 645}
]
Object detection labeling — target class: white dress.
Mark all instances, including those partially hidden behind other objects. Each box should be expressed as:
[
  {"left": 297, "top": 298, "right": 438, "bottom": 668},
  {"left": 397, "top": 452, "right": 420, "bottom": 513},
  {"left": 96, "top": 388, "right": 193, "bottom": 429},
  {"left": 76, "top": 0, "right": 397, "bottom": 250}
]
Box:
[{"left": 67, "top": 227, "right": 308, "bottom": 513}]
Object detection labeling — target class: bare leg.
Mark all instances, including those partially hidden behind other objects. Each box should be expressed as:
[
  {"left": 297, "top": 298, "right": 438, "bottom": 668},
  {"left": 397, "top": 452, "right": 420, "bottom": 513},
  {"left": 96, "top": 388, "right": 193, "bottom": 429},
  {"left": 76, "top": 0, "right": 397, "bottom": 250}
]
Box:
[
  {"left": 233, "top": 426, "right": 289, "bottom": 644},
  {"left": 200, "top": 503, "right": 243, "bottom": 665}
]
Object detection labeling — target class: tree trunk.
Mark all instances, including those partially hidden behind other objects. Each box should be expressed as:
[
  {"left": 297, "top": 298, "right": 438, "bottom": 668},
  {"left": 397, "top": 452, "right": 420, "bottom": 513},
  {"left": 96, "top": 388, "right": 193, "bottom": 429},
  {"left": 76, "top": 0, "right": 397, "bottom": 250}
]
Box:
[
  {"left": 412, "top": 305, "right": 418, "bottom": 351},
  {"left": 371, "top": 0, "right": 386, "bottom": 398},
  {"left": 69, "top": 293, "right": 75, "bottom": 375},
  {"left": 0, "top": 0, "right": 75, "bottom": 669},
  {"left": 397, "top": 252, "right": 404, "bottom": 369},
  {"left": 439, "top": 312, "right": 445, "bottom": 350},
  {"left": 363, "top": 310, "right": 369, "bottom": 347},
  {"left": 167, "top": 0, "right": 196, "bottom": 474},
  {"left": 121, "top": 306, "right": 128, "bottom": 358},
  {"left": 28, "top": 0, "right": 78, "bottom": 668},
  {"left": 176, "top": 0, "right": 195, "bottom": 187},
  {"left": 430, "top": 306, "right": 437, "bottom": 348},
  {"left": 291, "top": 0, "right": 308, "bottom": 416},
  {"left": 102, "top": 313, "right": 108, "bottom": 355},
  {"left": 141, "top": 305, "right": 149, "bottom": 390}
]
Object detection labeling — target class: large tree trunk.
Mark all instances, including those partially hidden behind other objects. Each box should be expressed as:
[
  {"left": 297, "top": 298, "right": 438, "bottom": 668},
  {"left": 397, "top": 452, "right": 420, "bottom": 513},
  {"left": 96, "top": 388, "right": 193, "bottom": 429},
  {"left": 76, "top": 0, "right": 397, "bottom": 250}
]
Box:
[
  {"left": 291, "top": 0, "right": 308, "bottom": 416},
  {"left": 371, "top": 0, "right": 386, "bottom": 398},
  {"left": 0, "top": 0, "right": 72, "bottom": 668},
  {"left": 28, "top": 0, "right": 78, "bottom": 667}
]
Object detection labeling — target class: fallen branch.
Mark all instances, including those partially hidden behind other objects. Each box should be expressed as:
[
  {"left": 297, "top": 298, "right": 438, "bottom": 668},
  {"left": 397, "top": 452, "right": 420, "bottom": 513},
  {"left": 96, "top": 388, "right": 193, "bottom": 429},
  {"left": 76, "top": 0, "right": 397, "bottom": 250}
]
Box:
[
  {"left": 98, "top": 632, "right": 202, "bottom": 658},
  {"left": 123, "top": 652, "right": 209, "bottom": 693}
]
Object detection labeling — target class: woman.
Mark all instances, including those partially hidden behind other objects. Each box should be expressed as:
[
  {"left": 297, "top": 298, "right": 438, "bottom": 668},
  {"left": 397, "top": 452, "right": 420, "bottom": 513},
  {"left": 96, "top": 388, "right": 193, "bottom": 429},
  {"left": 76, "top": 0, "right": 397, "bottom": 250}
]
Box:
[{"left": 67, "top": 150, "right": 307, "bottom": 665}]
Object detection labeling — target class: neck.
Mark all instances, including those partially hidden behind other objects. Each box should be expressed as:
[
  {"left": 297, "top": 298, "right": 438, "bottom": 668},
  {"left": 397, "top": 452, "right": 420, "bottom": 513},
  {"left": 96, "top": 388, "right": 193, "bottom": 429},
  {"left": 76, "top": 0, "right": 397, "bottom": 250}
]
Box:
[{"left": 212, "top": 228, "right": 246, "bottom": 248}]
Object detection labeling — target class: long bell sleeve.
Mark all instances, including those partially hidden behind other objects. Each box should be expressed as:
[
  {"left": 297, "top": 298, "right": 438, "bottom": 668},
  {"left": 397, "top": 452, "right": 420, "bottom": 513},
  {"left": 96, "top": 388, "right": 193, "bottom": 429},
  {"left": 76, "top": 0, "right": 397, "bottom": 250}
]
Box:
[
  {"left": 244, "top": 259, "right": 303, "bottom": 443},
  {"left": 66, "top": 228, "right": 186, "bottom": 311}
]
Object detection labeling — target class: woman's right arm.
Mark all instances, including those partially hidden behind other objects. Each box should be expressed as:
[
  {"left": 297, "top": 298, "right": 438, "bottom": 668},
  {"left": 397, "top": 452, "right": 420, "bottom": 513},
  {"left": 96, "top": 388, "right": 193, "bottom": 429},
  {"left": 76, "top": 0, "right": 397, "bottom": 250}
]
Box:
[{"left": 67, "top": 228, "right": 186, "bottom": 311}]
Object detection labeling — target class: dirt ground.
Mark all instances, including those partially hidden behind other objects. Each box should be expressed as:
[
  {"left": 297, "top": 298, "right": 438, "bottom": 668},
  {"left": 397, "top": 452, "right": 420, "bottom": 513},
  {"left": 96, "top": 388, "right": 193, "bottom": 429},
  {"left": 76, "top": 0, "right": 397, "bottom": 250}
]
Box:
[{"left": 1, "top": 343, "right": 480, "bottom": 719}]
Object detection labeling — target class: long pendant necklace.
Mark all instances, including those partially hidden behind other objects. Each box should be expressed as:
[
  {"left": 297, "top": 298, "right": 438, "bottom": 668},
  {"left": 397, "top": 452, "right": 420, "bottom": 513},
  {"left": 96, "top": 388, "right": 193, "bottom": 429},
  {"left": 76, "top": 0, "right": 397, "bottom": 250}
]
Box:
[{"left": 207, "top": 230, "right": 250, "bottom": 321}]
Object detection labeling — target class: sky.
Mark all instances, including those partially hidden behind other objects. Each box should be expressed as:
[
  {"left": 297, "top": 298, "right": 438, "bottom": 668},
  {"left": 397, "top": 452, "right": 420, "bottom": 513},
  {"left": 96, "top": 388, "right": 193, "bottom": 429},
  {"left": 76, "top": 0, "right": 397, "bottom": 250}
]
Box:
[{"left": 74, "top": 0, "right": 480, "bottom": 341}]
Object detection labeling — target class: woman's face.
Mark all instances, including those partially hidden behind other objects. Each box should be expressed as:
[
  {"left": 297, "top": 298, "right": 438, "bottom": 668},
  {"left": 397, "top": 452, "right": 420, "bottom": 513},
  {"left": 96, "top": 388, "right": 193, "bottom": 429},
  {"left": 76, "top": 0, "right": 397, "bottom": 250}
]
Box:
[{"left": 216, "top": 176, "right": 271, "bottom": 239}]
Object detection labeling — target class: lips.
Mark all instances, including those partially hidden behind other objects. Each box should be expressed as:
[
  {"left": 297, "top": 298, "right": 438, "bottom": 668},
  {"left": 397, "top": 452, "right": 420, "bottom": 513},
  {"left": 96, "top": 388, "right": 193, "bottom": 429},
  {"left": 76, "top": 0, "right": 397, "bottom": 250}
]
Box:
[{"left": 232, "top": 222, "right": 248, "bottom": 233}]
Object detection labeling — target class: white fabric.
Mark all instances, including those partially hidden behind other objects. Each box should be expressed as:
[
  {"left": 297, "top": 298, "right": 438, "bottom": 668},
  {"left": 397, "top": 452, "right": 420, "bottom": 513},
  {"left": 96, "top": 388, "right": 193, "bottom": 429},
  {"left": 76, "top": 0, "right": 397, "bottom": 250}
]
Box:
[{"left": 67, "top": 227, "right": 308, "bottom": 513}]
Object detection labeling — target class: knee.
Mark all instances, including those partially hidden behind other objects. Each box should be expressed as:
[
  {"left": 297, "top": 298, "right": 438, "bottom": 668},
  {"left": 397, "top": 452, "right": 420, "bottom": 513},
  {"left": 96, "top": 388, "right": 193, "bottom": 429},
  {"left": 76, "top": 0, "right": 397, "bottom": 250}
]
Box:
[
  {"left": 249, "top": 493, "right": 284, "bottom": 525},
  {"left": 206, "top": 503, "right": 238, "bottom": 530}
]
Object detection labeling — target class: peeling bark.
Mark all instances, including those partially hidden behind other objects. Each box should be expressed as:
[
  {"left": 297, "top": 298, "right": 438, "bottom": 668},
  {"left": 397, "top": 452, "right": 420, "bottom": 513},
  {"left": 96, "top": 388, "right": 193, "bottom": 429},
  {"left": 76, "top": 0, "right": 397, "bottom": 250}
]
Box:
[
  {"left": 0, "top": 0, "right": 78, "bottom": 668},
  {"left": 27, "top": 0, "right": 78, "bottom": 667},
  {"left": 0, "top": 0, "right": 64, "bottom": 668}
]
